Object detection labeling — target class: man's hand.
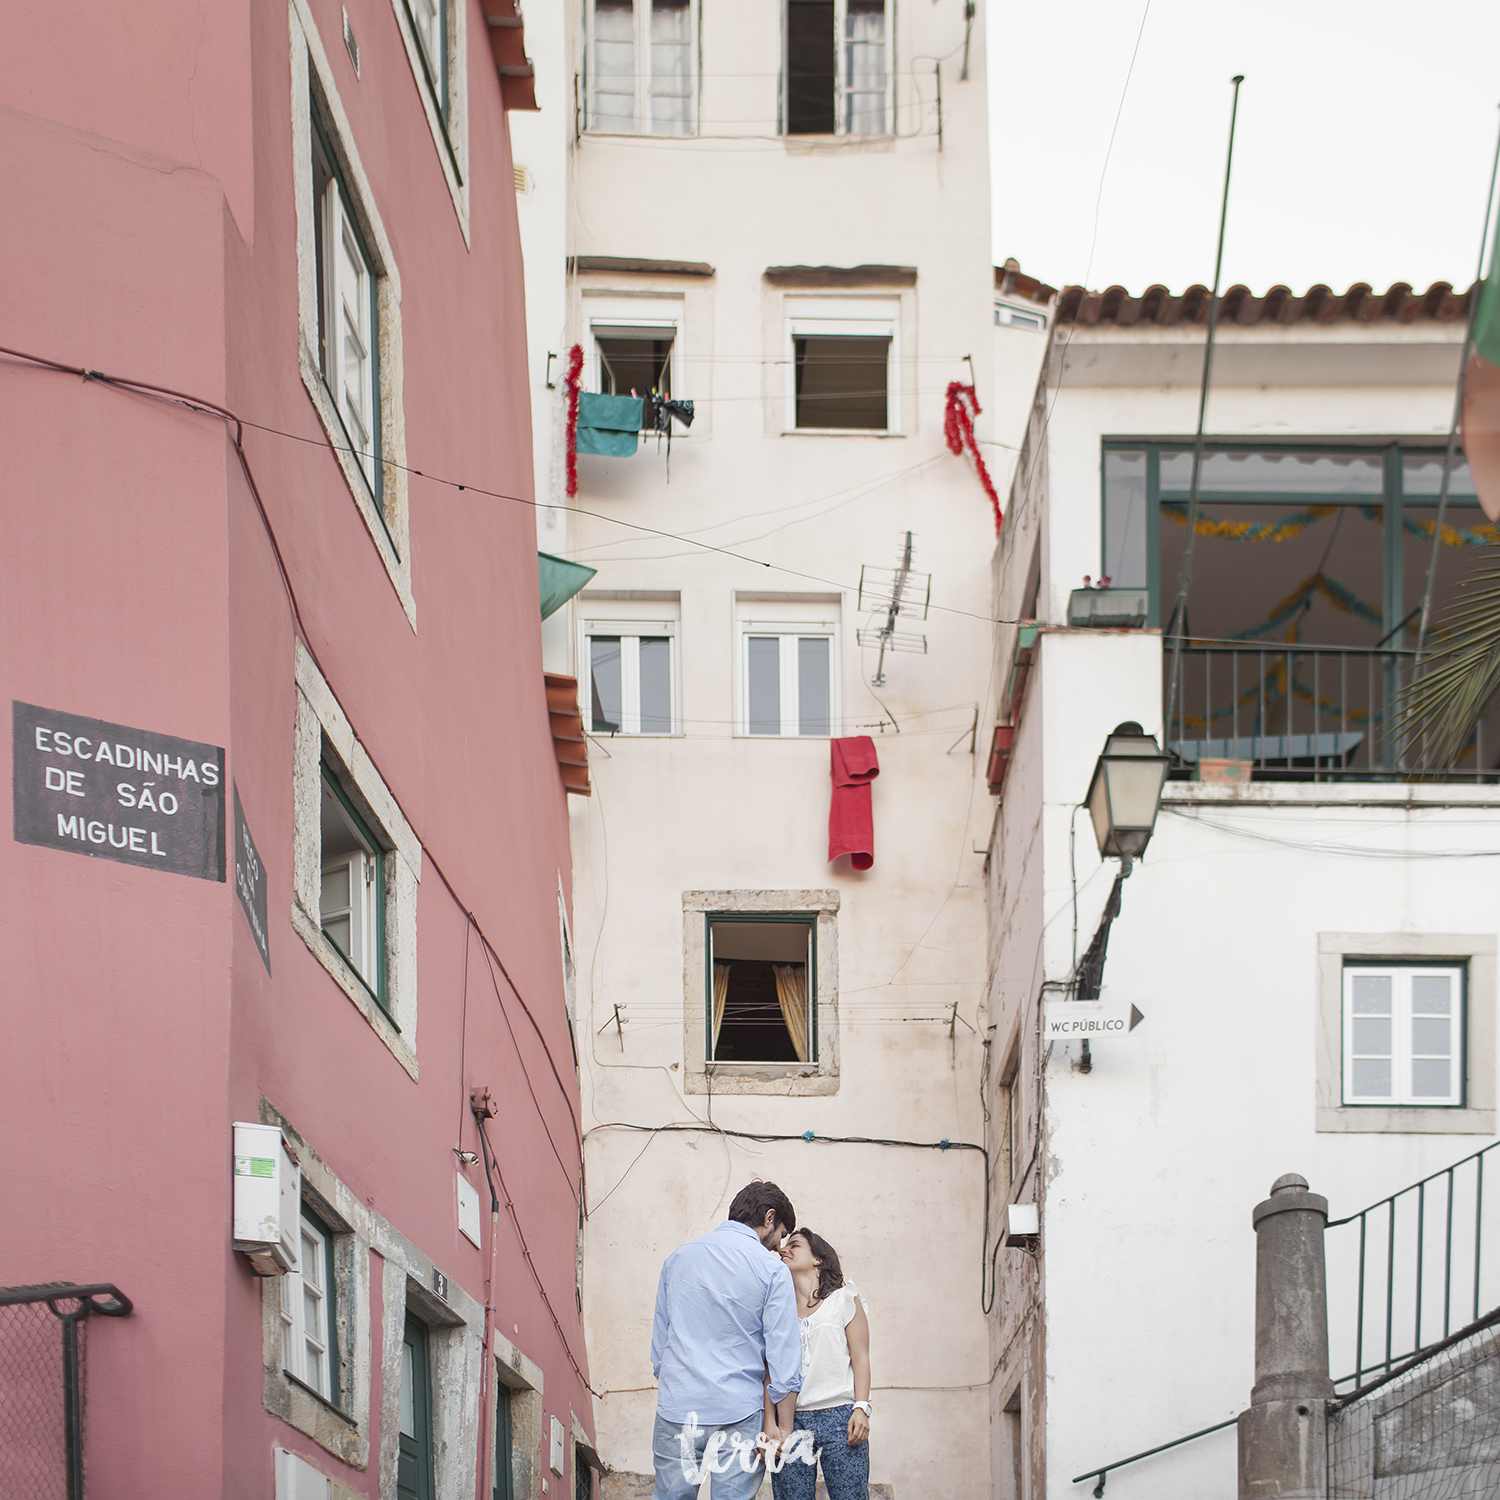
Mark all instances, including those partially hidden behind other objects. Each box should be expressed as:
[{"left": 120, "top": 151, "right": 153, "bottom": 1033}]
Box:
[{"left": 846, "top": 1408, "right": 870, "bottom": 1447}]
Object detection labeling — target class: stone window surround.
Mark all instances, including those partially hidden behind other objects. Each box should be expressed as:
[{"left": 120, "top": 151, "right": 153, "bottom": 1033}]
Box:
[
  {"left": 387, "top": 0, "right": 471, "bottom": 243},
  {"left": 682, "top": 889, "right": 840, "bottom": 1097},
  {"left": 1316, "top": 933, "right": 1496, "bottom": 1134},
  {"left": 257, "top": 1098, "right": 506, "bottom": 1499},
  {"left": 293, "top": 641, "right": 422, "bottom": 1079},
  {"left": 290, "top": 0, "right": 416, "bottom": 627}
]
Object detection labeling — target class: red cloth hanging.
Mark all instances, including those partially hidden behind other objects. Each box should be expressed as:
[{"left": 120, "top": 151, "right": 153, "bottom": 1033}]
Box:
[{"left": 828, "top": 736, "right": 880, "bottom": 870}]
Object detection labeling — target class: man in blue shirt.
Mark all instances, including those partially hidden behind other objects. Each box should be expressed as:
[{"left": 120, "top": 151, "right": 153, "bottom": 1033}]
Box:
[{"left": 650, "top": 1180, "right": 803, "bottom": 1500}]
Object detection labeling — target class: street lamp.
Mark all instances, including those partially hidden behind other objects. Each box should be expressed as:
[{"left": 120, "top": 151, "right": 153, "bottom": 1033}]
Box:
[{"left": 1085, "top": 721, "right": 1169, "bottom": 867}]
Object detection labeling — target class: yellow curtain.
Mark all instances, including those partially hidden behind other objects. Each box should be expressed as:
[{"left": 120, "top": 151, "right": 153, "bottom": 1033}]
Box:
[
  {"left": 712, "top": 961, "right": 730, "bottom": 1051},
  {"left": 773, "top": 963, "right": 810, "bottom": 1063}
]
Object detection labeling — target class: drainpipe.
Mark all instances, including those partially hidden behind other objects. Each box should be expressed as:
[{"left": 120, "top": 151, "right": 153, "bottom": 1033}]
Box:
[
  {"left": 473, "top": 1088, "right": 502, "bottom": 1500},
  {"left": 1237, "top": 1173, "right": 1334, "bottom": 1500}
]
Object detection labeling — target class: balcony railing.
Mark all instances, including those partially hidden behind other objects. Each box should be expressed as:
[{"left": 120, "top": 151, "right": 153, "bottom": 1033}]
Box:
[
  {"left": 0, "top": 1283, "right": 132, "bottom": 1499},
  {"left": 1165, "top": 642, "right": 1498, "bottom": 782}
]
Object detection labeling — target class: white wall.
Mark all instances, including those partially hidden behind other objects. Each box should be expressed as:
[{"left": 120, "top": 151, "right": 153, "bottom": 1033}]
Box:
[
  {"left": 984, "top": 320, "right": 1500, "bottom": 1499},
  {"left": 514, "top": 2, "right": 1052, "bottom": 1496}
]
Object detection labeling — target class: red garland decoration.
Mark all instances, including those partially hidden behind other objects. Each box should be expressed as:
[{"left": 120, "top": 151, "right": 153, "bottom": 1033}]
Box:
[
  {"left": 564, "top": 343, "right": 584, "bottom": 498},
  {"left": 944, "top": 381, "right": 1002, "bottom": 536}
]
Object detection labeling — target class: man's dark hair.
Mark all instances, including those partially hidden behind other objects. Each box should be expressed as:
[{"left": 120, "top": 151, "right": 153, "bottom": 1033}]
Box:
[{"left": 727, "top": 1180, "right": 795, "bottom": 1235}]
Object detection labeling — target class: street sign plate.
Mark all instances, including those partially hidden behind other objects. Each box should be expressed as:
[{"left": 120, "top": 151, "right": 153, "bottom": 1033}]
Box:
[{"left": 1043, "top": 999, "right": 1145, "bottom": 1042}]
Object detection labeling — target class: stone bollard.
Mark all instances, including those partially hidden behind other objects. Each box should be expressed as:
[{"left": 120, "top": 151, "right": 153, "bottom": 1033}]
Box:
[{"left": 1237, "top": 1173, "right": 1334, "bottom": 1500}]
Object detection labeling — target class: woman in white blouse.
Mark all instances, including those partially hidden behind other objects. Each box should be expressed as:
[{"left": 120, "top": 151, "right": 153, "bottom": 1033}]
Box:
[{"left": 762, "top": 1229, "right": 871, "bottom": 1500}]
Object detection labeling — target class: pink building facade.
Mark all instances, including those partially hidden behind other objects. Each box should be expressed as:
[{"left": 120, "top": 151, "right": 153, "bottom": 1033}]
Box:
[{"left": 0, "top": 4, "right": 596, "bottom": 1498}]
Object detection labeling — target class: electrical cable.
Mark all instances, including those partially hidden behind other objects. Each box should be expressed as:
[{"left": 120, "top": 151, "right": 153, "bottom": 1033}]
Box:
[
  {"left": 477, "top": 1115, "right": 600, "bottom": 1398},
  {"left": 0, "top": 345, "right": 1031, "bottom": 635},
  {"left": 0, "top": 343, "right": 587, "bottom": 1166}
]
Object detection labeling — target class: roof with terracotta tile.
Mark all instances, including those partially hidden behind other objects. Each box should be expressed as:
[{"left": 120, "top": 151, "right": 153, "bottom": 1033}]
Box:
[{"left": 1053, "top": 280, "right": 1476, "bottom": 328}]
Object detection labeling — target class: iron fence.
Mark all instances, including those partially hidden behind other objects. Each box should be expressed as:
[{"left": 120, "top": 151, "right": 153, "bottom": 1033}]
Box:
[
  {"left": 1164, "top": 642, "right": 1499, "bottom": 781},
  {"left": 0, "top": 1283, "right": 132, "bottom": 1500},
  {"left": 1327, "top": 1140, "right": 1500, "bottom": 1391}
]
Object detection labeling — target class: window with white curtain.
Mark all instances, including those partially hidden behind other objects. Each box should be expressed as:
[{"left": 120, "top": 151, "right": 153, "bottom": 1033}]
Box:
[
  {"left": 736, "top": 599, "right": 839, "bottom": 737},
  {"left": 589, "top": 0, "right": 696, "bottom": 135},
  {"left": 312, "top": 115, "right": 381, "bottom": 498},
  {"left": 582, "top": 600, "right": 680, "bottom": 735},
  {"left": 1343, "top": 965, "right": 1464, "bottom": 1107},
  {"left": 785, "top": 0, "right": 891, "bottom": 137},
  {"left": 281, "top": 1213, "right": 336, "bottom": 1400}
]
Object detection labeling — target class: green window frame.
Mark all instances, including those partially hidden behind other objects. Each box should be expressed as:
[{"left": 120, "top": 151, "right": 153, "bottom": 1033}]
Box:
[
  {"left": 398, "top": 1313, "right": 435, "bottom": 1500},
  {"left": 320, "top": 759, "right": 390, "bottom": 1020},
  {"left": 492, "top": 1382, "right": 514, "bottom": 1500},
  {"left": 705, "top": 912, "right": 818, "bottom": 1065},
  {"left": 1100, "top": 440, "right": 1487, "bottom": 637}
]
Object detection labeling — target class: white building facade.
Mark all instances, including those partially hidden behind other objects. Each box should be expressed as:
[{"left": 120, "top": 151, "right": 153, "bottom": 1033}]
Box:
[
  {"left": 513, "top": 2, "right": 1057, "bottom": 1496},
  {"left": 984, "top": 281, "right": 1500, "bottom": 1498}
]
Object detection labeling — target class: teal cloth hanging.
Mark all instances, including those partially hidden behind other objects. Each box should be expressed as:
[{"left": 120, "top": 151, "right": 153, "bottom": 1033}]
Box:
[{"left": 576, "top": 393, "right": 644, "bottom": 456}]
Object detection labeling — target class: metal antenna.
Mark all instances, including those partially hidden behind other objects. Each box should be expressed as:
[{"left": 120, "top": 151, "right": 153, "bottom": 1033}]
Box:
[
  {"left": 857, "top": 531, "right": 931, "bottom": 685},
  {"left": 1163, "top": 75, "right": 1245, "bottom": 742}
]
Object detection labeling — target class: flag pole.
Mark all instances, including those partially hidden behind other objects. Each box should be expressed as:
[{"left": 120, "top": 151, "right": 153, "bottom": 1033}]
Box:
[
  {"left": 1163, "top": 76, "right": 1245, "bottom": 743},
  {"left": 1414, "top": 112, "right": 1500, "bottom": 661}
]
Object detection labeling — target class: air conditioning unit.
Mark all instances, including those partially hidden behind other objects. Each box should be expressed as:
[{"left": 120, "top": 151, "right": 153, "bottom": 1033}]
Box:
[{"left": 233, "top": 1122, "right": 300, "bottom": 1276}]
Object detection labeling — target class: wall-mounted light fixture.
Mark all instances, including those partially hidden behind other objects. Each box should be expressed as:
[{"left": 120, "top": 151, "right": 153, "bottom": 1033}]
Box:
[{"left": 1084, "top": 720, "right": 1168, "bottom": 868}]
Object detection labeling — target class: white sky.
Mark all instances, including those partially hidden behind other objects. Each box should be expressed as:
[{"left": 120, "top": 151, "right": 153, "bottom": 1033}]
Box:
[{"left": 988, "top": 0, "right": 1500, "bottom": 297}]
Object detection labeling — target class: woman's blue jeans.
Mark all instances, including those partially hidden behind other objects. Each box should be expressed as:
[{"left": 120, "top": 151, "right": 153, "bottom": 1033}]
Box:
[{"left": 769, "top": 1404, "right": 869, "bottom": 1500}]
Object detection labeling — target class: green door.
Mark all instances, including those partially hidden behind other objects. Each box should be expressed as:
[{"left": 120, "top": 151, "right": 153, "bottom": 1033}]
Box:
[
  {"left": 493, "top": 1383, "right": 514, "bottom": 1500},
  {"left": 397, "top": 1314, "right": 434, "bottom": 1500}
]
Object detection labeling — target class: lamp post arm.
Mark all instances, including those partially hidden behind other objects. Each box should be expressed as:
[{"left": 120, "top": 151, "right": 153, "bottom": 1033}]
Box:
[{"left": 1075, "top": 865, "right": 1128, "bottom": 999}]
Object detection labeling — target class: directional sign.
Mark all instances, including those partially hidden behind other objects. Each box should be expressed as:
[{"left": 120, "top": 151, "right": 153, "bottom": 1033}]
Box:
[{"left": 1043, "top": 998, "right": 1145, "bottom": 1042}]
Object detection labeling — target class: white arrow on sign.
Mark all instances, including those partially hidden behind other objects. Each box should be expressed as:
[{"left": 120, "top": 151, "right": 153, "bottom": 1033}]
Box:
[{"left": 1042, "top": 998, "right": 1145, "bottom": 1042}]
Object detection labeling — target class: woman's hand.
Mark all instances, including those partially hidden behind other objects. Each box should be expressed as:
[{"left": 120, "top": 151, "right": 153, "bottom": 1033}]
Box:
[{"left": 846, "top": 1408, "right": 869, "bottom": 1447}]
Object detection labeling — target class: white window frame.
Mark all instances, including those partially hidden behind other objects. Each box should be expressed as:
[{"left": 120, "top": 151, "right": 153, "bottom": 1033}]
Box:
[
  {"left": 389, "top": 0, "right": 470, "bottom": 235},
  {"left": 293, "top": 642, "right": 423, "bottom": 1078},
  {"left": 734, "top": 597, "right": 841, "bottom": 738},
  {"left": 783, "top": 298, "right": 900, "bottom": 435},
  {"left": 282, "top": 1213, "right": 334, "bottom": 1399},
  {"left": 583, "top": 622, "right": 680, "bottom": 736},
  {"left": 1316, "top": 933, "right": 1495, "bottom": 1134},
  {"left": 291, "top": 0, "right": 414, "bottom": 627},
  {"left": 317, "top": 160, "right": 378, "bottom": 492},
  {"left": 320, "top": 844, "right": 379, "bottom": 992},
  {"left": 583, "top": 296, "right": 683, "bottom": 399},
  {"left": 1342, "top": 964, "right": 1464, "bottom": 1108},
  {"left": 783, "top": 0, "right": 895, "bottom": 138},
  {"left": 586, "top": 0, "right": 700, "bottom": 136},
  {"left": 995, "top": 300, "right": 1048, "bottom": 332}
]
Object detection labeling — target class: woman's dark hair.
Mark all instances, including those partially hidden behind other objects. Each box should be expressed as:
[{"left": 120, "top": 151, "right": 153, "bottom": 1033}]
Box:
[
  {"left": 727, "top": 1180, "right": 796, "bottom": 1235},
  {"left": 795, "top": 1229, "right": 845, "bottom": 1305}
]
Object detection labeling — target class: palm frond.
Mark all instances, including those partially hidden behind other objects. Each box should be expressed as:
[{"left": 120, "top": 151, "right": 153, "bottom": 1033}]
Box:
[{"left": 1396, "top": 541, "right": 1500, "bottom": 769}]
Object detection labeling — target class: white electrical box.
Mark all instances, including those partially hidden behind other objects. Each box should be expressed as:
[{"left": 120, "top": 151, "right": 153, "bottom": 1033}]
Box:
[
  {"left": 550, "top": 1415, "right": 566, "bottom": 1475},
  {"left": 275, "top": 1448, "right": 331, "bottom": 1500},
  {"left": 233, "top": 1122, "right": 300, "bottom": 1276},
  {"left": 1006, "top": 1202, "right": 1040, "bottom": 1241},
  {"left": 457, "top": 1170, "right": 482, "bottom": 1248}
]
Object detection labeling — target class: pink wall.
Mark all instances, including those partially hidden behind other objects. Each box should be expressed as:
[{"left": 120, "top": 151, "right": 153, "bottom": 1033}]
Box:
[{"left": 0, "top": 3, "right": 590, "bottom": 1495}]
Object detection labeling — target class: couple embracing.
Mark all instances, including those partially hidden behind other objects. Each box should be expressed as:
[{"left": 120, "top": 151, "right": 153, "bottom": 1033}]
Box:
[{"left": 650, "top": 1180, "right": 871, "bottom": 1500}]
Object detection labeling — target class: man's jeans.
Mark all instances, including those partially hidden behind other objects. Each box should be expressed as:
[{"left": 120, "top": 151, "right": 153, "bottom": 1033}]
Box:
[
  {"left": 651, "top": 1409, "right": 767, "bottom": 1500},
  {"left": 770, "top": 1405, "right": 869, "bottom": 1500}
]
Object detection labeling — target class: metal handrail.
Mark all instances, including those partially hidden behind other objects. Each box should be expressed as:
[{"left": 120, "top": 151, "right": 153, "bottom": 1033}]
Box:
[{"left": 1072, "top": 1416, "right": 1238, "bottom": 1495}]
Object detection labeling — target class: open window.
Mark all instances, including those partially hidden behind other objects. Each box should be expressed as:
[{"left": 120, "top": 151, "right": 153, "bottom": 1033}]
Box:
[
  {"left": 785, "top": 0, "right": 890, "bottom": 136},
  {"left": 280, "top": 1211, "right": 339, "bottom": 1404},
  {"left": 708, "top": 915, "right": 816, "bottom": 1064},
  {"left": 320, "top": 761, "right": 387, "bottom": 1011},
  {"left": 785, "top": 302, "right": 899, "bottom": 433}
]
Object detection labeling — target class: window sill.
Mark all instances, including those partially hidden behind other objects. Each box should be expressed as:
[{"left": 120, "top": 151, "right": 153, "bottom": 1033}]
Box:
[
  {"left": 285, "top": 1371, "right": 357, "bottom": 1427},
  {"left": 686, "top": 1065, "right": 837, "bottom": 1097},
  {"left": 583, "top": 126, "right": 701, "bottom": 141},
  {"left": 293, "top": 901, "right": 418, "bottom": 1082},
  {"left": 784, "top": 134, "right": 896, "bottom": 156},
  {"left": 783, "top": 427, "right": 903, "bottom": 439},
  {"left": 1317, "top": 1105, "right": 1495, "bottom": 1135}
]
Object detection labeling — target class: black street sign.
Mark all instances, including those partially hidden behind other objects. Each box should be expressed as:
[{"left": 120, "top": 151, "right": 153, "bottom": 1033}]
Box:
[
  {"left": 13, "top": 701, "right": 226, "bottom": 882},
  {"left": 234, "top": 784, "right": 271, "bottom": 972}
]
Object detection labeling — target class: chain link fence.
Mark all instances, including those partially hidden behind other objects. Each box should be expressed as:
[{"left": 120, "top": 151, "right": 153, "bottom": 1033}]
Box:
[
  {"left": 1329, "top": 1311, "right": 1500, "bottom": 1499},
  {"left": 0, "top": 1284, "right": 131, "bottom": 1500}
]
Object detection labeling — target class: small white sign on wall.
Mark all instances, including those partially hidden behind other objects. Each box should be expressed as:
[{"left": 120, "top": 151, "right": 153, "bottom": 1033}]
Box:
[
  {"left": 550, "top": 1416, "right": 567, "bottom": 1475},
  {"left": 1042, "top": 999, "right": 1145, "bottom": 1042},
  {"left": 457, "top": 1170, "right": 482, "bottom": 1248}
]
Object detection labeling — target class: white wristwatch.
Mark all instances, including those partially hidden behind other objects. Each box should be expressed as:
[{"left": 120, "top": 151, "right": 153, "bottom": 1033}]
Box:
[{"left": 852, "top": 1401, "right": 873, "bottom": 1416}]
